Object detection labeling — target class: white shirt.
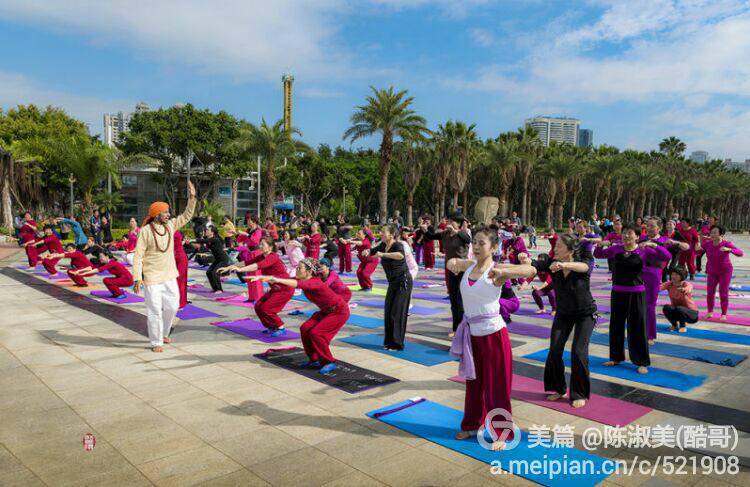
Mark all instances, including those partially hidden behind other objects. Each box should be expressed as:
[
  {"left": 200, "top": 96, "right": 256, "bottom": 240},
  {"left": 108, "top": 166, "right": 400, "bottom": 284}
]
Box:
[
  {"left": 459, "top": 263, "right": 506, "bottom": 336},
  {"left": 401, "top": 241, "right": 419, "bottom": 280}
]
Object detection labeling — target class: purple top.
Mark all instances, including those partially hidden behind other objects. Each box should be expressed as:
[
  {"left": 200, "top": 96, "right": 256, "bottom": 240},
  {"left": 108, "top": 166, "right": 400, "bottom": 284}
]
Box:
[
  {"left": 594, "top": 243, "right": 671, "bottom": 292},
  {"left": 577, "top": 232, "right": 598, "bottom": 254}
]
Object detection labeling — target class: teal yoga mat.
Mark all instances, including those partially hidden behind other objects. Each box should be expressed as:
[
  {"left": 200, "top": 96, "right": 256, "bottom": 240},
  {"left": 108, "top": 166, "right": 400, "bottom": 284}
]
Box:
[
  {"left": 367, "top": 399, "right": 612, "bottom": 487},
  {"left": 524, "top": 350, "right": 706, "bottom": 391},
  {"left": 588, "top": 332, "right": 746, "bottom": 367},
  {"left": 339, "top": 333, "right": 456, "bottom": 366}
]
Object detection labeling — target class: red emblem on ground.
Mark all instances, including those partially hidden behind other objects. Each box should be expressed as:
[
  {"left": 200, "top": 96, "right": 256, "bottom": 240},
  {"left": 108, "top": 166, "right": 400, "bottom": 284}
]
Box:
[{"left": 82, "top": 433, "right": 96, "bottom": 451}]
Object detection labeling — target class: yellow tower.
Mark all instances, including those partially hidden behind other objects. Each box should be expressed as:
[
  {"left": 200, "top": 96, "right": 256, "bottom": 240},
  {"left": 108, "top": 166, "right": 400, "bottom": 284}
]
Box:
[{"left": 282, "top": 73, "right": 294, "bottom": 132}]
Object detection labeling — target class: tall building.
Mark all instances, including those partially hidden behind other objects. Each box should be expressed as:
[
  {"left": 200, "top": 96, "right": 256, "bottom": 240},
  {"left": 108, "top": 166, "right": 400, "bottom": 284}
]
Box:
[
  {"left": 577, "top": 128, "right": 593, "bottom": 148},
  {"left": 525, "top": 116, "right": 580, "bottom": 146},
  {"left": 103, "top": 102, "right": 151, "bottom": 147},
  {"left": 690, "top": 150, "right": 709, "bottom": 163}
]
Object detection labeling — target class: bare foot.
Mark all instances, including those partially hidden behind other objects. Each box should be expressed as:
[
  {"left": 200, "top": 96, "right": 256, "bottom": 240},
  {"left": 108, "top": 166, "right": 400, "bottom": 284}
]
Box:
[
  {"left": 648, "top": 339, "right": 655, "bottom": 346},
  {"left": 547, "top": 393, "right": 564, "bottom": 401},
  {"left": 448, "top": 332, "right": 455, "bottom": 338},
  {"left": 551, "top": 310, "right": 556, "bottom": 316},
  {"left": 637, "top": 366, "right": 648, "bottom": 374},
  {"left": 705, "top": 313, "right": 714, "bottom": 320},
  {"left": 571, "top": 399, "right": 587, "bottom": 408},
  {"left": 455, "top": 430, "right": 476, "bottom": 440},
  {"left": 535, "top": 309, "right": 546, "bottom": 314},
  {"left": 491, "top": 441, "right": 506, "bottom": 451},
  {"left": 720, "top": 315, "right": 727, "bottom": 322},
  {"left": 152, "top": 346, "right": 164, "bottom": 353},
  {"left": 163, "top": 337, "right": 172, "bottom": 344},
  {"left": 603, "top": 361, "right": 620, "bottom": 366},
  {"left": 678, "top": 327, "right": 687, "bottom": 333}
]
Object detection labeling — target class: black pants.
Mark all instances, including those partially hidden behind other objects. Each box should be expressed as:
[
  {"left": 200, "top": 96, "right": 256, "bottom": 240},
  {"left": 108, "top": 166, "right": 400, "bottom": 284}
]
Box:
[
  {"left": 383, "top": 277, "right": 412, "bottom": 350},
  {"left": 447, "top": 271, "right": 464, "bottom": 332},
  {"left": 207, "top": 258, "right": 229, "bottom": 291},
  {"left": 663, "top": 305, "right": 698, "bottom": 328},
  {"left": 545, "top": 314, "right": 596, "bottom": 400},
  {"left": 609, "top": 291, "right": 650, "bottom": 366}
]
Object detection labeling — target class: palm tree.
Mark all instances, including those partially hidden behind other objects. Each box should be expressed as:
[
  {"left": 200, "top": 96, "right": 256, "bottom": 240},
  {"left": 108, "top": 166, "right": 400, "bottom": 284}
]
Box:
[
  {"left": 230, "top": 119, "right": 310, "bottom": 218},
  {"left": 395, "top": 138, "right": 429, "bottom": 226},
  {"left": 485, "top": 133, "right": 519, "bottom": 217},
  {"left": 658, "top": 136, "right": 686, "bottom": 158},
  {"left": 344, "top": 86, "right": 428, "bottom": 223},
  {"left": 539, "top": 143, "right": 580, "bottom": 228},
  {"left": 588, "top": 145, "right": 620, "bottom": 216}
]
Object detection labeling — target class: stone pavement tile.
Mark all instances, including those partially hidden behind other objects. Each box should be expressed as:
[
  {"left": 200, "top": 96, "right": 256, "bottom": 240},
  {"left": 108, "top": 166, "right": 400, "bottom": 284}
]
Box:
[
  {"left": 159, "top": 360, "right": 229, "bottom": 382},
  {"left": 216, "top": 381, "right": 298, "bottom": 410},
  {"left": 0, "top": 445, "right": 45, "bottom": 487},
  {"left": 190, "top": 370, "right": 264, "bottom": 396},
  {"left": 133, "top": 380, "right": 210, "bottom": 408},
  {"left": 470, "top": 465, "right": 539, "bottom": 486},
  {"left": 136, "top": 445, "right": 242, "bottom": 487},
  {"left": 108, "top": 422, "right": 207, "bottom": 466},
  {"left": 606, "top": 450, "right": 699, "bottom": 487},
  {"left": 275, "top": 413, "right": 369, "bottom": 446},
  {"left": 322, "top": 471, "right": 386, "bottom": 487},
  {"left": 11, "top": 344, "right": 79, "bottom": 367},
  {"left": 212, "top": 425, "right": 308, "bottom": 467},
  {"left": 0, "top": 381, "right": 67, "bottom": 413},
  {"left": 236, "top": 394, "right": 331, "bottom": 426},
  {"left": 357, "top": 447, "right": 472, "bottom": 486},
  {"left": 418, "top": 440, "right": 488, "bottom": 471},
  {"left": 0, "top": 406, "right": 90, "bottom": 450},
  {"left": 0, "top": 330, "right": 56, "bottom": 351},
  {"left": 315, "top": 424, "right": 412, "bottom": 470},
  {"left": 248, "top": 446, "right": 356, "bottom": 486},
  {"left": 11, "top": 435, "right": 143, "bottom": 487},
  {"left": 155, "top": 395, "right": 266, "bottom": 443},
  {"left": 195, "top": 468, "right": 270, "bottom": 487}
]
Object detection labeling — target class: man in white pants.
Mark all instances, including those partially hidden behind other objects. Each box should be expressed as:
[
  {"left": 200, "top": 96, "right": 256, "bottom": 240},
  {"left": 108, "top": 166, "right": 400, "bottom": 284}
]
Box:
[{"left": 133, "top": 180, "right": 196, "bottom": 352}]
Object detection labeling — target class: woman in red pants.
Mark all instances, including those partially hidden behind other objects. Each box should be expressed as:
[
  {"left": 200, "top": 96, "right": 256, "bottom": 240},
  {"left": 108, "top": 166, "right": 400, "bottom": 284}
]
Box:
[
  {"left": 421, "top": 216, "right": 436, "bottom": 270},
  {"left": 79, "top": 252, "right": 134, "bottom": 298},
  {"left": 677, "top": 218, "right": 700, "bottom": 279},
  {"left": 236, "top": 216, "right": 264, "bottom": 302},
  {"left": 252, "top": 258, "right": 349, "bottom": 374},
  {"left": 350, "top": 229, "right": 379, "bottom": 291},
  {"left": 173, "top": 230, "right": 189, "bottom": 309},
  {"left": 221, "top": 236, "right": 294, "bottom": 337}
]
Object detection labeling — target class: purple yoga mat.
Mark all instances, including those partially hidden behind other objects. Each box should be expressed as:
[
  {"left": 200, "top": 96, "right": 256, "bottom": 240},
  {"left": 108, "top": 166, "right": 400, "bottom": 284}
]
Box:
[
  {"left": 177, "top": 304, "right": 222, "bottom": 320},
  {"left": 33, "top": 271, "right": 69, "bottom": 280},
  {"left": 507, "top": 321, "right": 550, "bottom": 339},
  {"left": 374, "top": 279, "right": 438, "bottom": 287},
  {"left": 356, "top": 299, "right": 445, "bottom": 316},
  {"left": 212, "top": 318, "right": 300, "bottom": 343},
  {"left": 90, "top": 290, "right": 144, "bottom": 303},
  {"left": 187, "top": 284, "right": 234, "bottom": 298},
  {"left": 449, "top": 374, "right": 651, "bottom": 426}
]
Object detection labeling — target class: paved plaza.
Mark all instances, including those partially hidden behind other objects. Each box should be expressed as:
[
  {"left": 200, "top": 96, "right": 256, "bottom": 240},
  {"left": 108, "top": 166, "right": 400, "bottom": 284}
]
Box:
[{"left": 1, "top": 238, "right": 749, "bottom": 487}]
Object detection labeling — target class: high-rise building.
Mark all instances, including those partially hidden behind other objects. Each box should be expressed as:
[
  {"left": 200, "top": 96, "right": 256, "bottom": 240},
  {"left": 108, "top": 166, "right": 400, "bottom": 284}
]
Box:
[
  {"left": 103, "top": 102, "right": 151, "bottom": 147},
  {"left": 524, "top": 116, "right": 580, "bottom": 146},
  {"left": 577, "top": 128, "right": 593, "bottom": 148},
  {"left": 689, "top": 150, "right": 709, "bottom": 163}
]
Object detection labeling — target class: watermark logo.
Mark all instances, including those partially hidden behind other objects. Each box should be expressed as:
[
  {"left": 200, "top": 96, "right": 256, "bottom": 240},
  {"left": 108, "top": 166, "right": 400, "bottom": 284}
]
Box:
[
  {"left": 477, "top": 408, "right": 522, "bottom": 450},
  {"left": 82, "top": 433, "right": 96, "bottom": 451}
]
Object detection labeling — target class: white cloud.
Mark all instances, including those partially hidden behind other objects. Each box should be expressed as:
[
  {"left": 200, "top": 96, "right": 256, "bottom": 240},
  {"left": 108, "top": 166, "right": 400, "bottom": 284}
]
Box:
[
  {"left": 468, "top": 28, "right": 496, "bottom": 47},
  {"left": 369, "top": 0, "right": 493, "bottom": 18},
  {"left": 0, "top": 0, "right": 353, "bottom": 81},
  {"left": 0, "top": 71, "right": 132, "bottom": 135},
  {"left": 298, "top": 87, "right": 344, "bottom": 98}
]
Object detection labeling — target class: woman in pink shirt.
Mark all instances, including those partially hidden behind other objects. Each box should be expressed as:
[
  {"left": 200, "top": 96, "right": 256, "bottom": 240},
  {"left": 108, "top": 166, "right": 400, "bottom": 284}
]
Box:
[
  {"left": 660, "top": 266, "right": 697, "bottom": 331},
  {"left": 701, "top": 225, "right": 744, "bottom": 321}
]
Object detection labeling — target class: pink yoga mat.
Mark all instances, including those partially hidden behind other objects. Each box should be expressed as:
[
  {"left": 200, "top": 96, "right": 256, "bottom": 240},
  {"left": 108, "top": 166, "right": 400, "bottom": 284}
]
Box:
[
  {"left": 702, "top": 314, "right": 750, "bottom": 326},
  {"left": 211, "top": 318, "right": 300, "bottom": 343},
  {"left": 449, "top": 374, "right": 651, "bottom": 426},
  {"left": 90, "top": 290, "right": 144, "bottom": 304}
]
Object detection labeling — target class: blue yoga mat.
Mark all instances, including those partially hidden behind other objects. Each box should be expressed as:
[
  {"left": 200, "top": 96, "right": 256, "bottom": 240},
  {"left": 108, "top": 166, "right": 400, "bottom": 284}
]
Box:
[
  {"left": 339, "top": 333, "right": 456, "bottom": 366},
  {"left": 368, "top": 399, "right": 612, "bottom": 487},
  {"left": 291, "top": 310, "right": 383, "bottom": 329},
  {"left": 524, "top": 350, "right": 706, "bottom": 391},
  {"left": 588, "top": 332, "right": 746, "bottom": 367},
  {"left": 656, "top": 323, "right": 750, "bottom": 346},
  {"left": 291, "top": 294, "right": 311, "bottom": 303},
  {"left": 730, "top": 285, "right": 750, "bottom": 292},
  {"left": 357, "top": 299, "right": 445, "bottom": 316}
]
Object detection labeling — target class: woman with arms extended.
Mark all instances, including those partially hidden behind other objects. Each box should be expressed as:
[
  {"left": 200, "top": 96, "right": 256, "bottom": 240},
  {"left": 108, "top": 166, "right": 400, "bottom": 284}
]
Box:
[
  {"left": 702, "top": 225, "right": 744, "bottom": 321},
  {"left": 250, "top": 258, "right": 349, "bottom": 374},
  {"left": 447, "top": 227, "right": 531, "bottom": 450},
  {"left": 368, "top": 224, "right": 412, "bottom": 351},
  {"left": 220, "top": 236, "right": 294, "bottom": 336},
  {"left": 517, "top": 235, "right": 597, "bottom": 407}
]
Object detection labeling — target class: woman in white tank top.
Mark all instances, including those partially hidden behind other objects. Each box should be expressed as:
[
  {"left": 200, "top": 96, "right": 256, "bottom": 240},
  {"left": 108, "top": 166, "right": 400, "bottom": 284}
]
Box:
[{"left": 447, "top": 227, "right": 533, "bottom": 451}]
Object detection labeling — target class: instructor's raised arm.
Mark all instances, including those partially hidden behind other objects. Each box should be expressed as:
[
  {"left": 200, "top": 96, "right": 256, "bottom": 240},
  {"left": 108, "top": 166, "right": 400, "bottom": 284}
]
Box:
[{"left": 175, "top": 180, "right": 197, "bottom": 230}]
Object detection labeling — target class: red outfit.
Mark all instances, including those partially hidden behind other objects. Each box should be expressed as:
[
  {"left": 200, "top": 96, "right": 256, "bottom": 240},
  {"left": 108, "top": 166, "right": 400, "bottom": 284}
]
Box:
[
  {"left": 677, "top": 226, "right": 700, "bottom": 276},
  {"left": 297, "top": 277, "right": 350, "bottom": 364},
  {"left": 65, "top": 251, "right": 93, "bottom": 285},
  {"left": 437, "top": 222, "right": 447, "bottom": 254},
  {"left": 702, "top": 239, "right": 744, "bottom": 315},
  {"left": 545, "top": 234, "right": 559, "bottom": 259},
  {"left": 338, "top": 242, "right": 352, "bottom": 273},
  {"left": 355, "top": 238, "right": 379, "bottom": 290},
  {"left": 423, "top": 239, "right": 436, "bottom": 269},
  {"left": 251, "top": 253, "right": 294, "bottom": 329},
  {"left": 41, "top": 235, "right": 64, "bottom": 274},
  {"left": 99, "top": 260, "right": 134, "bottom": 297},
  {"left": 20, "top": 220, "right": 38, "bottom": 266},
  {"left": 461, "top": 327, "right": 515, "bottom": 440},
  {"left": 325, "top": 270, "right": 352, "bottom": 303},
  {"left": 242, "top": 228, "right": 264, "bottom": 301},
  {"left": 264, "top": 223, "right": 279, "bottom": 240},
  {"left": 174, "top": 231, "right": 189, "bottom": 308},
  {"left": 304, "top": 233, "right": 322, "bottom": 259}
]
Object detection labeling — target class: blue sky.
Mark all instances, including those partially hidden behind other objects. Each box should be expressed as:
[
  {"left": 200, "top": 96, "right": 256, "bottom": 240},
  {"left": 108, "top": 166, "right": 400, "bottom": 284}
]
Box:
[{"left": 1, "top": 0, "right": 749, "bottom": 159}]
